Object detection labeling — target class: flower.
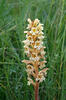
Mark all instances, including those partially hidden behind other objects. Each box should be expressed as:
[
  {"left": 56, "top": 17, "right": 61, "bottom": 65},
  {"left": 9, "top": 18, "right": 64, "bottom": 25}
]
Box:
[
  {"left": 22, "top": 40, "right": 30, "bottom": 45},
  {"left": 26, "top": 65, "right": 34, "bottom": 74},
  {"left": 36, "top": 73, "right": 45, "bottom": 83},
  {"left": 33, "top": 19, "right": 40, "bottom": 27},
  {"left": 30, "top": 56, "right": 40, "bottom": 61},
  {"left": 24, "top": 31, "right": 28, "bottom": 33},
  {"left": 37, "top": 24, "right": 44, "bottom": 31},
  {"left": 39, "top": 64, "right": 45, "bottom": 69},
  {"left": 27, "top": 18, "right": 32, "bottom": 24},
  {"left": 27, "top": 77, "right": 33, "bottom": 85}
]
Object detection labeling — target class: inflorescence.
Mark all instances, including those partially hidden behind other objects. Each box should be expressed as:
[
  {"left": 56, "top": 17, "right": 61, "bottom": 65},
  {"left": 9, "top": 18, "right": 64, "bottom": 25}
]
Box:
[{"left": 22, "top": 18, "right": 48, "bottom": 86}]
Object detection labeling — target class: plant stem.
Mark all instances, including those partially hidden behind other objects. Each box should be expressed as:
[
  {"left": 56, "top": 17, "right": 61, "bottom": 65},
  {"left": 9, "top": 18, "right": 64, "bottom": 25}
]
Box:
[{"left": 35, "top": 82, "right": 39, "bottom": 100}]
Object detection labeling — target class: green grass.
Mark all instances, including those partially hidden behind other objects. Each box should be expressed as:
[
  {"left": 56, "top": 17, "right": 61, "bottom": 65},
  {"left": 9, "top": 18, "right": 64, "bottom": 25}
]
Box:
[{"left": 0, "top": 0, "right": 66, "bottom": 100}]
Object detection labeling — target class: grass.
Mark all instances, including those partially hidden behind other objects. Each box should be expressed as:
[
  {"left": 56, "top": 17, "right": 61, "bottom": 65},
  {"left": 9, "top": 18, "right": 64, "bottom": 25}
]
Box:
[{"left": 0, "top": 0, "right": 66, "bottom": 100}]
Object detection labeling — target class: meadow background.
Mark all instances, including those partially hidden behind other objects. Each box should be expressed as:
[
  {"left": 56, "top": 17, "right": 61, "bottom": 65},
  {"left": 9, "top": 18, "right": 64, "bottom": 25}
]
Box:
[{"left": 0, "top": 0, "right": 66, "bottom": 100}]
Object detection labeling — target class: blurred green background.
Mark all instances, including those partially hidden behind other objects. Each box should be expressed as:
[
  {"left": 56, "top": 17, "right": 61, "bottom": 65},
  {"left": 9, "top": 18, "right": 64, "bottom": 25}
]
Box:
[{"left": 0, "top": 0, "right": 66, "bottom": 100}]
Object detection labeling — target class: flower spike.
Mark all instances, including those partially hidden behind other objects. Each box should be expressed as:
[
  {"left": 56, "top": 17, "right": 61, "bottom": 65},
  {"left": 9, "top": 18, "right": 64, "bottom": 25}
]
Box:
[{"left": 22, "top": 18, "right": 48, "bottom": 100}]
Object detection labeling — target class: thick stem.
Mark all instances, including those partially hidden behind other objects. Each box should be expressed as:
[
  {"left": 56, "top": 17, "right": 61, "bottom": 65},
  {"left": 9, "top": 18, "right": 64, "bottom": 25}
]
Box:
[{"left": 35, "top": 82, "right": 39, "bottom": 100}]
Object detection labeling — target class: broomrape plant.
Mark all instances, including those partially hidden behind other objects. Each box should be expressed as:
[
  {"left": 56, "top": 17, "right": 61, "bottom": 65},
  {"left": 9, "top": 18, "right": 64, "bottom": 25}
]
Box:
[{"left": 22, "top": 18, "right": 48, "bottom": 100}]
